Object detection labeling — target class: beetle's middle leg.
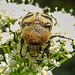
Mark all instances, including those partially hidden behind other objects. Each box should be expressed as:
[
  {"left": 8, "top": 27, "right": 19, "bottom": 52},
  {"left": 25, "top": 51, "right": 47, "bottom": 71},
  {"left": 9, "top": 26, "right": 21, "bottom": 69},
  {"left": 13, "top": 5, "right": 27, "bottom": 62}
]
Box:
[{"left": 42, "top": 40, "right": 50, "bottom": 58}]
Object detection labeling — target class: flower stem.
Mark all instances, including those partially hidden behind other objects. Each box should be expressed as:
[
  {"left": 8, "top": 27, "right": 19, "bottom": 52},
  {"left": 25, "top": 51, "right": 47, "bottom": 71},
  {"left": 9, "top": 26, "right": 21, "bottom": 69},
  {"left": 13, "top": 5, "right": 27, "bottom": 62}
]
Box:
[
  {"left": 2, "top": 45, "right": 7, "bottom": 53},
  {"left": 49, "top": 51, "right": 75, "bottom": 70},
  {"left": 60, "top": 51, "right": 75, "bottom": 64}
]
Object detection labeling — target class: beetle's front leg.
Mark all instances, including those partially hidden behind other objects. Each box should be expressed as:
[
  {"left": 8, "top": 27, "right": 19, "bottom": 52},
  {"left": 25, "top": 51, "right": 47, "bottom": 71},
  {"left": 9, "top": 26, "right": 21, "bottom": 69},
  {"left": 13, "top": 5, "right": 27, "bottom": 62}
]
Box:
[{"left": 50, "top": 35, "right": 74, "bottom": 41}]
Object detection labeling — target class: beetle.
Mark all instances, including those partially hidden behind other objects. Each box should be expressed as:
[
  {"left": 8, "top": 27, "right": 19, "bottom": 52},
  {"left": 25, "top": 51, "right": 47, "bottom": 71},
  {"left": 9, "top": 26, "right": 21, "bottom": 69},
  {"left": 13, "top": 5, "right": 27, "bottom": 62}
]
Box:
[{"left": 20, "top": 12, "right": 73, "bottom": 57}]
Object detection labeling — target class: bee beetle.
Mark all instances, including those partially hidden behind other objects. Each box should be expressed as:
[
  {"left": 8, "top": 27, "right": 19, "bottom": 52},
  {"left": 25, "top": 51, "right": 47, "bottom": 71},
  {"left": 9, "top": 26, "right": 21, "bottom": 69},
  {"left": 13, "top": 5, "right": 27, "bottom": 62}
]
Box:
[
  {"left": 20, "top": 12, "right": 73, "bottom": 57},
  {"left": 20, "top": 12, "right": 56, "bottom": 57}
]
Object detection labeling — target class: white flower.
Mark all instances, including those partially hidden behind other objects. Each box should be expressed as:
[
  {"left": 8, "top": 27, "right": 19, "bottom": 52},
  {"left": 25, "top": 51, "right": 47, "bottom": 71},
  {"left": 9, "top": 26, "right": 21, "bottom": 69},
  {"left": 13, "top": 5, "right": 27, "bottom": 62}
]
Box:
[
  {"left": 1, "top": 38, "right": 7, "bottom": 44},
  {"left": 49, "top": 46, "right": 60, "bottom": 54},
  {"left": 0, "top": 54, "right": 3, "bottom": 60},
  {"left": 10, "top": 23, "right": 20, "bottom": 32},
  {"left": 5, "top": 53, "right": 9, "bottom": 64},
  {"left": 12, "top": 67, "right": 18, "bottom": 72},
  {"left": 43, "top": 66, "right": 49, "bottom": 71},
  {"left": 9, "top": 50, "right": 17, "bottom": 58},
  {"left": 0, "top": 0, "right": 7, "bottom": 5},
  {"left": 50, "top": 59, "right": 60, "bottom": 67},
  {"left": 10, "top": 34, "right": 14, "bottom": 39},
  {"left": 37, "top": 73, "right": 42, "bottom": 75},
  {"left": 3, "top": 67, "right": 11, "bottom": 75},
  {"left": 37, "top": 66, "right": 53, "bottom": 75},
  {"left": 66, "top": 54, "right": 72, "bottom": 59},
  {"left": 74, "top": 40, "right": 75, "bottom": 45},
  {"left": 0, "top": 62, "right": 7, "bottom": 73},
  {"left": 63, "top": 44, "right": 73, "bottom": 53},
  {"left": 63, "top": 39, "right": 73, "bottom": 53},
  {"left": 5, "top": 27, "right": 9, "bottom": 33},
  {"left": 0, "top": 53, "right": 17, "bottom": 74},
  {"left": 9, "top": 59, "right": 16, "bottom": 67},
  {"left": 49, "top": 42, "right": 61, "bottom": 54},
  {"left": 0, "top": 32, "right": 6, "bottom": 37},
  {"left": 17, "top": 64, "right": 20, "bottom": 68},
  {"left": 0, "top": 30, "right": 2, "bottom": 33},
  {"left": 0, "top": 32, "right": 14, "bottom": 44},
  {"left": 41, "top": 69, "right": 47, "bottom": 75},
  {"left": 20, "top": 4, "right": 43, "bottom": 12},
  {"left": 56, "top": 61, "right": 61, "bottom": 67},
  {"left": 43, "top": 56, "right": 48, "bottom": 64},
  {"left": 0, "top": 62, "right": 7, "bottom": 69},
  {"left": 5, "top": 54, "right": 16, "bottom": 67},
  {"left": 47, "top": 70, "right": 53, "bottom": 75},
  {"left": 51, "top": 12, "right": 75, "bottom": 41},
  {"left": 50, "top": 59, "right": 57, "bottom": 65},
  {"left": 36, "top": 66, "right": 42, "bottom": 72},
  {"left": 0, "top": 41, "right": 1, "bottom": 45},
  {"left": 1, "top": 74, "right": 4, "bottom": 75},
  {"left": 41, "top": 69, "right": 53, "bottom": 75},
  {"left": 37, "top": 70, "right": 53, "bottom": 75},
  {"left": 0, "top": 1, "right": 43, "bottom": 19},
  {"left": 1, "top": 16, "right": 6, "bottom": 20}
]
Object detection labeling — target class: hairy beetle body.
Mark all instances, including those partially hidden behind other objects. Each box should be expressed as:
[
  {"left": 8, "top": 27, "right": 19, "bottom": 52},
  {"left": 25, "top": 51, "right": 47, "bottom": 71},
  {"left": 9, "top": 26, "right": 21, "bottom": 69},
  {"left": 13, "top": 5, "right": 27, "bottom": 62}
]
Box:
[{"left": 20, "top": 12, "right": 53, "bottom": 57}]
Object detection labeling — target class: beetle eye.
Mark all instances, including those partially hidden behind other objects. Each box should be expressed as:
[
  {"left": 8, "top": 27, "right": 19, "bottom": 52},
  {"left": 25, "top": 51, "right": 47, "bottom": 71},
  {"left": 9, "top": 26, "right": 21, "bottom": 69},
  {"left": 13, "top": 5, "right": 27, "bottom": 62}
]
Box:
[
  {"left": 44, "top": 22, "right": 51, "bottom": 27},
  {"left": 44, "top": 22, "right": 52, "bottom": 31},
  {"left": 22, "top": 22, "right": 30, "bottom": 27}
]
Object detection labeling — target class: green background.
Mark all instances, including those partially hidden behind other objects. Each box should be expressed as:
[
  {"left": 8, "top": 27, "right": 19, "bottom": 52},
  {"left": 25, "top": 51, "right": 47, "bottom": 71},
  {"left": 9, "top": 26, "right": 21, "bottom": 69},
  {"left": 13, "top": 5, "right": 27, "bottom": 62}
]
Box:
[{"left": 6, "top": 0, "right": 75, "bottom": 75}]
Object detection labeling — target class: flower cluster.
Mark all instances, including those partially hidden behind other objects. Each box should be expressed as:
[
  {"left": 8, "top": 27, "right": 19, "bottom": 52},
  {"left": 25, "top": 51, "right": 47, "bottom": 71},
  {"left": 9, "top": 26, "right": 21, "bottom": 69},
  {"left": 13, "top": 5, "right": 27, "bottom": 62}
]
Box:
[
  {"left": 0, "top": 54, "right": 17, "bottom": 74},
  {"left": 0, "top": 0, "right": 75, "bottom": 75},
  {"left": 10, "top": 21, "right": 20, "bottom": 32},
  {"left": 0, "top": 28, "right": 14, "bottom": 45},
  {"left": 37, "top": 66, "right": 53, "bottom": 75}
]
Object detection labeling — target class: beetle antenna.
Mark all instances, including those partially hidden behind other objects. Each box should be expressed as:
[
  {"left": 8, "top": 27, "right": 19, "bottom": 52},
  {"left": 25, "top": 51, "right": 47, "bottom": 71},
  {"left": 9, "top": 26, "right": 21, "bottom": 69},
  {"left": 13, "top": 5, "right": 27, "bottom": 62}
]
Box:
[{"left": 51, "top": 15, "right": 57, "bottom": 26}]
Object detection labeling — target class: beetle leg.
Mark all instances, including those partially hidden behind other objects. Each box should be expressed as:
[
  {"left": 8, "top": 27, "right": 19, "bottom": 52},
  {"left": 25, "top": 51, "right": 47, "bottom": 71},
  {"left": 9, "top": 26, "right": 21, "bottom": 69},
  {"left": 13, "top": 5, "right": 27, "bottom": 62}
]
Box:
[
  {"left": 27, "top": 46, "right": 30, "bottom": 53},
  {"left": 42, "top": 40, "right": 50, "bottom": 58},
  {"left": 20, "top": 38, "right": 26, "bottom": 57},
  {"left": 50, "top": 35, "right": 74, "bottom": 41}
]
